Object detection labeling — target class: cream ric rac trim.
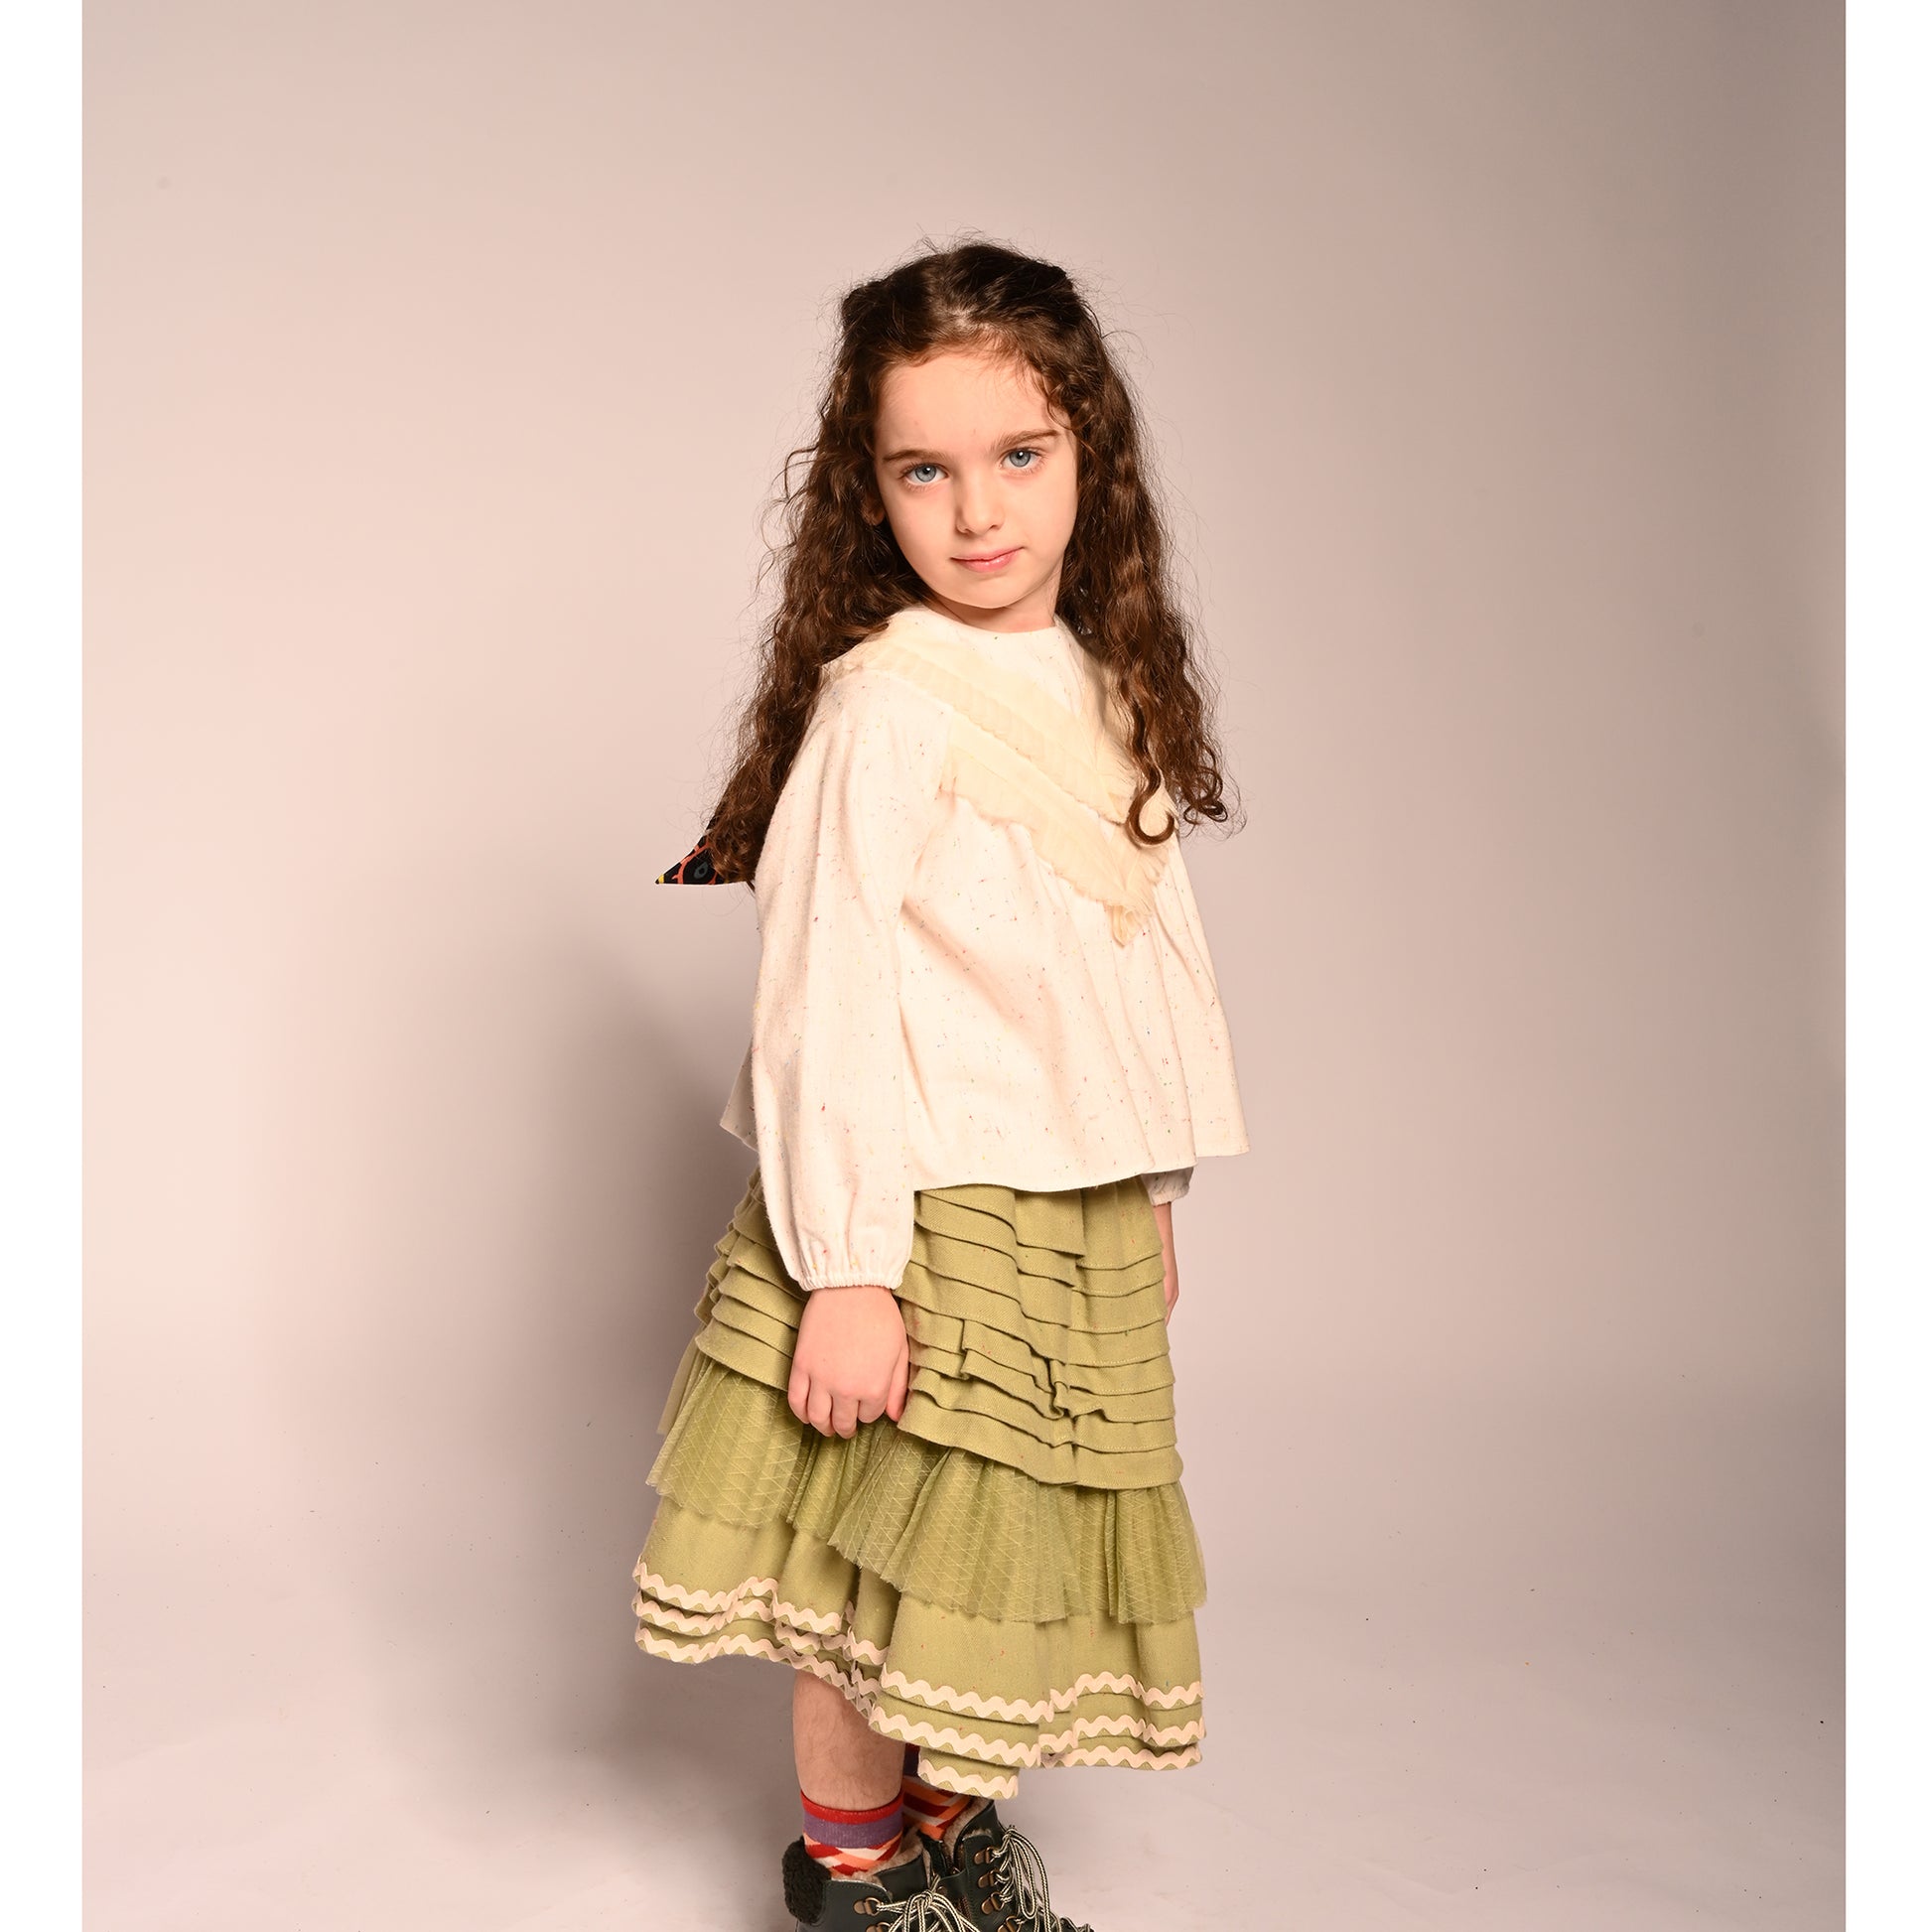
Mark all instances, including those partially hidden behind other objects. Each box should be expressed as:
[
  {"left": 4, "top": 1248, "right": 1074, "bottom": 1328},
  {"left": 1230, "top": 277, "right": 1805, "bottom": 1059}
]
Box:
[
  {"left": 635, "top": 1622, "right": 876, "bottom": 1676},
  {"left": 632, "top": 1571, "right": 889, "bottom": 1656},
  {"left": 826, "top": 612, "right": 1177, "bottom": 944},
  {"left": 881, "top": 1711, "right": 1203, "bottom": 1764},
  {"left": 879, "top": 1667, "right": 1203, "bottom": 1725},
  {"left": 632, "top": 1569, "right": 844, "bottom": 1637},
  {"left": 901, "top": 1741, "right": 1203, "bottom": 1797},
  {"left": 908, "top": 1759, "right": 1020, "bottom": 1800},
  {"left": 636, "top": 1572, "right": 1201, "bottom": 1718},
  {"left": 634, "top": 1578, "right": 1206, "bottom": 1778},
  {"left": 631, "top": 1567, "right": 780, "bottom": 1613},
  {"left": 635, "top": 1621, "right": 1202, "bottom": 1789},
  {"left": 1046, "top": 1741, "right": 1203, "bottom": 1774}
]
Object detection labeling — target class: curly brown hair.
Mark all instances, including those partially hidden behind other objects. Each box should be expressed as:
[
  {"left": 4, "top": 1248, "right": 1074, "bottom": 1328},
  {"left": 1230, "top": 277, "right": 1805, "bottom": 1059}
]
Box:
[{"left": 703, "top": 239, "right": 1235, "bottom": 884}]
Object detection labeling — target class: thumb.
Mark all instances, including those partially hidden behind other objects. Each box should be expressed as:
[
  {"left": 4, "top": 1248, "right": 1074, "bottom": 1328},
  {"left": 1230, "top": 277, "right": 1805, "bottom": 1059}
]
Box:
[{"left": 886, "top": 1340, "right": 909, "bottom": 1423}]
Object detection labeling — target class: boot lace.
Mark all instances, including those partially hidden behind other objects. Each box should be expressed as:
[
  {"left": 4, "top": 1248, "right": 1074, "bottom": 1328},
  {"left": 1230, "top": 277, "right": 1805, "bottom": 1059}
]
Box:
[
  {"left": 986, "top": 1827, "right": 1092, "bottom": 1932},
  {"left": 862, "top": 1890, "right": 975, "bottom": 1930}
]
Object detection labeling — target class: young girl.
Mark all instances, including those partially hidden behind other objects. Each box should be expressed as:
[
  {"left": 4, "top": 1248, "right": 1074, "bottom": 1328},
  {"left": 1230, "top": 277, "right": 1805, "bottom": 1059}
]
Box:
[{"left": 633, "top": 241, "right": 1247, "bottom": 1931}]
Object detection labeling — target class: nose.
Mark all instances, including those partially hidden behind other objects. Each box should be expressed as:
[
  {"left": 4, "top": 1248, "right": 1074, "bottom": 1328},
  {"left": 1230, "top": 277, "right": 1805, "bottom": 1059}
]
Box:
[{"left": 953, "top": 466, "right": 1002, "bottom": 537}]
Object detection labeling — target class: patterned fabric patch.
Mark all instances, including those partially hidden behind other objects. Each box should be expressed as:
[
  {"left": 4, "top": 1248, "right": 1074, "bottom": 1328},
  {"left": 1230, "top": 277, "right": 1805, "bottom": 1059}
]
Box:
[{"left": 656, "top": 823, "right": 733, "bottom": 885}]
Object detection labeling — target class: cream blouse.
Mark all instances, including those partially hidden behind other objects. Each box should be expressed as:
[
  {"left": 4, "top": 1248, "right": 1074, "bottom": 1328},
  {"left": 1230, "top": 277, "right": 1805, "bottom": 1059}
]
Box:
[{"left": 718, "top": 603, "right": 1248, "bottom": 1291}]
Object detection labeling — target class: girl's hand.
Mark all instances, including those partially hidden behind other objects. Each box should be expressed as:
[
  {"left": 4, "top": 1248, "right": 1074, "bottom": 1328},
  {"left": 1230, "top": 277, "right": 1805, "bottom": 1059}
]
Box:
[
  {"left": 787, "top": 1286, "right": 910, "bottom": 1439},
  {"left": 1155, "top": 1201, "right": 1180, "bottom": 1322}
]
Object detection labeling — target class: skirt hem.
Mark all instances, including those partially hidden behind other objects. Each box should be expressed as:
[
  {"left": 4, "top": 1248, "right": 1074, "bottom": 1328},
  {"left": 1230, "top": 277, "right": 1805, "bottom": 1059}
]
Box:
[{"left": 631, "top": 1606, "right": 1204, "bottom": 1797}]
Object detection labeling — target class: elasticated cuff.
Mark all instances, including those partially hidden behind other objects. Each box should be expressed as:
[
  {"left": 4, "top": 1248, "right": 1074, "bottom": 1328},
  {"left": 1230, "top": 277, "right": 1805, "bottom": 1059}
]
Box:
[
  {"left": 1141, "top": 1168, "right": 1193, "bottom": 1206},
  {"left": 797, "top": 1262, "right": 906, "bottom": 1293}
]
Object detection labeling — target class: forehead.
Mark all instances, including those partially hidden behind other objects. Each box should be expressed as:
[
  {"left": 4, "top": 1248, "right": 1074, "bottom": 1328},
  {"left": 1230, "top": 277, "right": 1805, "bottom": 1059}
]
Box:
[{"left": 873, "top": 348, "right": 1054, "bottom": 447}]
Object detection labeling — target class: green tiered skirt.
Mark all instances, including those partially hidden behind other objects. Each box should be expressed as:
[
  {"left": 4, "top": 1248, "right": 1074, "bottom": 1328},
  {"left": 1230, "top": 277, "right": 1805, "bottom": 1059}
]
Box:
[{"left": 631, "top": 1171, "right": 1206, "bottom": 1798}]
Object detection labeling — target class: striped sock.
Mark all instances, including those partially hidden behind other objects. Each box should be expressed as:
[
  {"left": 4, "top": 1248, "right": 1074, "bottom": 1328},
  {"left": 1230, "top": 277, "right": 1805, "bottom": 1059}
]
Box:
[
  {"left": 899, "top": 1743, "right": 975, "bottom": 1840},
  {"left": 799, "top": 1789, "right": 903, "bottom": 1878}
]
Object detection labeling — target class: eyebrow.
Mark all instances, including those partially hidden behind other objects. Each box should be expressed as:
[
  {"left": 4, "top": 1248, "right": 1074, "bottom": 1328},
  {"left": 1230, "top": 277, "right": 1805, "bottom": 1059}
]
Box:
[{"left": 878, "top": 426, "right": 1062, "bottom": 466}]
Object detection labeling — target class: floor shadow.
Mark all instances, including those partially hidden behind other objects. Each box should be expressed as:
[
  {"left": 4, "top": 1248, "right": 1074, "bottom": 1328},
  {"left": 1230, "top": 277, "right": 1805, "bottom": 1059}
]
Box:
[
  {"left": 314, "top": 930, "right": 801, "bottom": 1849},
  {"left": 503, "top": 950, "right": 794, "bottom": 1833}
]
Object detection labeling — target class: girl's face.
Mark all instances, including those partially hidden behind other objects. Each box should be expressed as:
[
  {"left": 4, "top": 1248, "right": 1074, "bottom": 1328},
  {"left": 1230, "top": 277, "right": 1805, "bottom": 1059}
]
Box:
[{"left": 871, "top": 347, "right": 1078, "bottom": 633}]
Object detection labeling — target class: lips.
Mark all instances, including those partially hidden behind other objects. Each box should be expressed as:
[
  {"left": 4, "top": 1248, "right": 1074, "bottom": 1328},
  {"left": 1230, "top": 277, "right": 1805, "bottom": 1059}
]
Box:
[{"left": 954, "top": 547, "right": 1021, "bottom": 572}]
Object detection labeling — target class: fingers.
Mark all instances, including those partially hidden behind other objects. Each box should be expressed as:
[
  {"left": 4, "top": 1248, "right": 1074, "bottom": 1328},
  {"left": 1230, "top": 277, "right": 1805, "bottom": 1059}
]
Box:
[
  {"left": 793, "top": 1373, "right": 857, "bottom": 1439},
  {"left": 798, "top": 1369, "right": 904, "bottom": 1436},
  {"left": 851, "top": 1348, "right": 908, "bottom": 1429},
  {"left": 787, "top": 1289, "right": 910, "bottom": 1437},
  {"left": 806, "top": 1379, "right": 833, "bottom": 1437}
]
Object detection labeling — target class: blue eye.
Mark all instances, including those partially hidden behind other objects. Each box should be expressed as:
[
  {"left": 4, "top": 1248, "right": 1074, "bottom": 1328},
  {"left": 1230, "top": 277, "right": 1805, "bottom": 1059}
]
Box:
[
  {"left": 1005, "top": 448, "right": 1039, "bottom": 470},
  {"left": 905, "top": 462, "right": 942, "bottom": 484}
]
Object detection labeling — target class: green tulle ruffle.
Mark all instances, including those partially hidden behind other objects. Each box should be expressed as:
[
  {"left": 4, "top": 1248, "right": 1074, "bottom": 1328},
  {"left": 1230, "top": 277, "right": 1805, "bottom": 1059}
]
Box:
[{"left": 649, "top": 1353, "right": 1205, "bottom": 1627}]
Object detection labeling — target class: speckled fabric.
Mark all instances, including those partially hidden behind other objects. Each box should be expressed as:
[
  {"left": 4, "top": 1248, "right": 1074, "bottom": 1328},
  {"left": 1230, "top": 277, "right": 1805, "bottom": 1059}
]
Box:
[{"left": 719, "top": 604, "right": 1248, "bottom": 1293}]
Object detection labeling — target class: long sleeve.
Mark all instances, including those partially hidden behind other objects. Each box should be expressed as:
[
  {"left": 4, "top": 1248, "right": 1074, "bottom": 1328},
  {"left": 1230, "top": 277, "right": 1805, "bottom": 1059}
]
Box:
[
  {"left": 748, "top": 667, "right": 951, "bottom": 1291},
  {"left": 1141, "top": 1168, "right": 1193, "bottom": 1205},
  {"left": 1147, "top": 839, "right": 1250, "bottom": 1160}
]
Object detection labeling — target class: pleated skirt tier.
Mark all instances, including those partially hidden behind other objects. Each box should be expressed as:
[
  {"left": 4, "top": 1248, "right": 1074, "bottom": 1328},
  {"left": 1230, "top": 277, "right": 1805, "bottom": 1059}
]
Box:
[{"left": 631, "top": 1171, "right": 1206, "bottom": 1798}]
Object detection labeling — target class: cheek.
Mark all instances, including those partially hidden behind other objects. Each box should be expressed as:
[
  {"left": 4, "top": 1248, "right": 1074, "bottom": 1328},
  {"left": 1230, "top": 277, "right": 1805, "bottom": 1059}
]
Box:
[
  {"left": 1045, "top": 468, "right": 1080, "bottom": 543},
  {"left": 883, "top": 490, "right": 947, "bottom": 559}
]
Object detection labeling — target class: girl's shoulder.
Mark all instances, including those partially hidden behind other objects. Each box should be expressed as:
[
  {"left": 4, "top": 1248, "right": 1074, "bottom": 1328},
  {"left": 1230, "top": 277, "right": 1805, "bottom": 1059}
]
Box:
[
  {"left": 807, "top": 630, "right": 955, "bottom": 742},
  {"left": 797, "top": 607, "right": 990, "bottom": 755},
  {"left": 783, "top": 621, "right": 955, "bottom": 794},
  {"left": 818, "top": 608, "right": 958, "bottom": 707}
]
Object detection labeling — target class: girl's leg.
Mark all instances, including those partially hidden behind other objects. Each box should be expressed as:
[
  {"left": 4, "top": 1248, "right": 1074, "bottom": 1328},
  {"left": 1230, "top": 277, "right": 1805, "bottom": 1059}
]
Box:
[
  {"left": 793, "top": 1673, "right": 905, "bottom": 1806},
  {"left": 900, "top": 1744, "right": 977, "bottom": 1842},
  {"left": 790, "top": 1672, "right": 913, "bottom": 1884}
]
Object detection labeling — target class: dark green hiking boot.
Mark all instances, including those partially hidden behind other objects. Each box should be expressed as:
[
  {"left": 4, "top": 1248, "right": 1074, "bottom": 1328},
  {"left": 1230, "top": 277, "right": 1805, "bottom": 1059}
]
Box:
[
  {"left": 780, "top": 1829, "right": 972, "bottom": 1929},
  {"left": 925, "top": 1801, "right": 1095, "bottom": 1932}
]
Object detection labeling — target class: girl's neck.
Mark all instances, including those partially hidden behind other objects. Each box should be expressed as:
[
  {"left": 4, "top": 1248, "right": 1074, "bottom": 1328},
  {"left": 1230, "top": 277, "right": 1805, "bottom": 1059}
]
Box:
[{"left": 917, "top": 593, "right": 1063, "bottom": 638}]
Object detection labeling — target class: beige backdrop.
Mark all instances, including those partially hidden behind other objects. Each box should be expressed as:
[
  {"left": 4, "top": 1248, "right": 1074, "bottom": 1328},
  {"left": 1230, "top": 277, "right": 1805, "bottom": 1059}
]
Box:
[{"left": 84, "top": 3, "right": 1844, "bottom": 1926}]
